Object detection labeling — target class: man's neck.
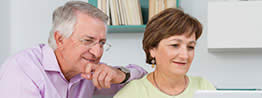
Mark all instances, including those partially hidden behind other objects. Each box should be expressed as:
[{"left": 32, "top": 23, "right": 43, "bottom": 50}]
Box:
[{"left": 54, "top": 49, "right": 77, "bottom": 81}]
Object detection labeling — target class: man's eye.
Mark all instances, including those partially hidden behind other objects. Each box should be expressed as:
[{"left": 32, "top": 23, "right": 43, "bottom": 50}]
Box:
[
  {"left": 99, "top": 41, "right": 106, "bottom": 46},
  {"left": 83, "top": 39, "right": 93, "bottom": 44},
  {"left": 171, "top": 44, "right": 179, "bottom": 48}
]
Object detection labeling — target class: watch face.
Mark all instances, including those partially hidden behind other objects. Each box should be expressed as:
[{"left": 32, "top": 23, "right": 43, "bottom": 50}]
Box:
[
  {"left": 120, "top": 67, "right": 130, "bottom": 73},
  {"left": 119, "top": 67, "right": 131, "bottom": 84}
]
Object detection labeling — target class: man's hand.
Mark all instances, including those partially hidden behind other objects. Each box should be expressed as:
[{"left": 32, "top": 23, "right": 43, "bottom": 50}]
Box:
[{"left": 81, "top": 63, "right": 126, "bottom": 89}]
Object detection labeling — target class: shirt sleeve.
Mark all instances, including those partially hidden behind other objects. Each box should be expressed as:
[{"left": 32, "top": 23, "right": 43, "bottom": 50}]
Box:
[
  {"left": 0, "top": 59, "right": 42, "bottom": 98},
  {"left": 93, "top": 64, "right": 147, "bottom": 96},
  {"left": 123, "top": 64, "right": 148, "bottom": 83}
]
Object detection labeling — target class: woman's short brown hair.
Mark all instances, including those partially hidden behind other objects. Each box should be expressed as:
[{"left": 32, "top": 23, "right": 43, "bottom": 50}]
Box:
[{"left": 143, "top": 8, "right": 203, "bottom": 64}]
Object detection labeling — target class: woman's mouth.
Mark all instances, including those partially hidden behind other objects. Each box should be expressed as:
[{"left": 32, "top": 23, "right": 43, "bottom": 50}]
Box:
[{"left": 173, "top": 61, "right": 186, "bottom": 66}]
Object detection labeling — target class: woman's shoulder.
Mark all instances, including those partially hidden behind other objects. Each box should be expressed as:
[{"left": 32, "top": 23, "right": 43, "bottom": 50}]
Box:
[
  {"left": 122, "top": 77, "right": 146, "bottom": 89},
  {"left": 114, "top": 75, "right": 148, "bottom": 98},
  {"left": 188, "top": 76, "right": 216, "bottom": 90},
  {"left": 189, "top": 76, "right": 207, "bottom": 82},
  {"left": 125, "top": 74, "right": 148, "bottom": 88}
]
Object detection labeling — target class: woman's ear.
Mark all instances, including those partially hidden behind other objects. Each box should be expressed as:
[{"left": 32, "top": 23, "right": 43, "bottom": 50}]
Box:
[
  {"left": 54, "top": 31, "right": 64, "bottom": 47},
  {"left": 149, "top": 48, "right": 156, "bottom": 58}
]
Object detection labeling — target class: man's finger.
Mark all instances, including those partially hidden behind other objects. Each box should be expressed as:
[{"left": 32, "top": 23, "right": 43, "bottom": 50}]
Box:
[
  {"left": 104, "top": 73, "right": 112, "bottom": 88},
  {"left": 92, "top": 67, "right": 102, "bottom": 89},
  {"left": 97, "top": 71, "right": 107, "bottom": 88},
  {"left": 81, "top": 73, "right": 93, "bottom": 80},
  {"left": 85, "top": 63, "right": 98, "bottom": 79},
  {"left": 85, "top": 63, "right": 93, "bottom": 74}
]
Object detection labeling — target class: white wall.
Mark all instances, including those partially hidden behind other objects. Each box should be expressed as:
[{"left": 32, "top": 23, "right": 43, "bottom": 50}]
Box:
[
  {"left": 0, "top": 0, "right": 10, "bottom": 64},
  {"left": 0, "top": 0, "right": 262, "bottom": 94},
  {"left": 9, "top": 0, "right": 70, "bottom": 55},
  {"left": 101, "top": 33, "right": 152, "bottom": 71},
  {"left": 8, "top": 0, "right": 89, "bottom": 56}
]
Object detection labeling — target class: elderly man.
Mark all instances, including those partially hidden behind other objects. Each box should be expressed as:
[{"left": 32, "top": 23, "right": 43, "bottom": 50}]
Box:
[{"left": 0, "top": 1, "right": 147, "bottom": 98}]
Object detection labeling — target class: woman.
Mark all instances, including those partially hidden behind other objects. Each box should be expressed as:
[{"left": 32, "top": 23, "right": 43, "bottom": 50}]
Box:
[{"left": 114, "top": 8, "right": 215, "bottom": 98}]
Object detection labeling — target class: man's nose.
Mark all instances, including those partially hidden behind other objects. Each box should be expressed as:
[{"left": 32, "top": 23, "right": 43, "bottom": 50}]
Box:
[{"left": 89, "top": 43, "right": 103, "bottom": 58}]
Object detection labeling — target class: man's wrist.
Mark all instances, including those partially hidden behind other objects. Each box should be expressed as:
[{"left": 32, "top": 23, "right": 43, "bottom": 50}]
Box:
[{"left": 117, "top": 66, "right": 130, "bottom": 84}]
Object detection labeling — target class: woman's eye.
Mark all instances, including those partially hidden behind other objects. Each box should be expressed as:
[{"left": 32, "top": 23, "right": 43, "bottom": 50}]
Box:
[{"left": 188, "top": 46, "right": 195, "bottom": 50}]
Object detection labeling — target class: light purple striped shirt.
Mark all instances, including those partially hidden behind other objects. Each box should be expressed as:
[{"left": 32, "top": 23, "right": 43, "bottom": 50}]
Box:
[{"left": 0, "top": 44, "right": 147, "bottom": 98}]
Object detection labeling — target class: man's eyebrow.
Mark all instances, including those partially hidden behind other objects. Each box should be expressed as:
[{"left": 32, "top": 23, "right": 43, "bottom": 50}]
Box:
[
  {"left": 83, "top": 35, "right": 95, "bottom": 39},
  {"left": 101, "top": 39, "right": 106, "bottom": 41},
  {"left": 84, "top": 35, "right": 106, "bottom": 41}
]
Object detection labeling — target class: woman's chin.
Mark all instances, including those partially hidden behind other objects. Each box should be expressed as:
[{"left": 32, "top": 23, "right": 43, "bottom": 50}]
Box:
[{"left": 170, "top": 69, "right": 188, "bottom": 76}]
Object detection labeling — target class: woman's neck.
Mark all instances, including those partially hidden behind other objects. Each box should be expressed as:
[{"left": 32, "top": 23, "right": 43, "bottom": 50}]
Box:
[{"left": 148, "top": 69, "right": 188, "bottom": 95}]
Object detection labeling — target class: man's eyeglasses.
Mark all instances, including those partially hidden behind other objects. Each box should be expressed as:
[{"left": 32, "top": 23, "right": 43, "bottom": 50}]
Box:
[{"left": 79, "top": 39, "right": 112, "bottom": 52}]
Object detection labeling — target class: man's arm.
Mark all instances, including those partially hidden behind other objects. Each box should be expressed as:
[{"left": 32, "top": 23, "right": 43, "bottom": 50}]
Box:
[
  {"left": 92, "top": 64, "right": 147, "bottom": 95},
  {"left": 0, "top": 59, "right": 42, "bottom": 98}
]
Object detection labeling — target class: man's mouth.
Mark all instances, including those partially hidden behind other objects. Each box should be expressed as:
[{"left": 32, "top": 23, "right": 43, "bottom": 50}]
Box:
[{"left": 82, "top": 57, "right": 96, "bottom": 63}]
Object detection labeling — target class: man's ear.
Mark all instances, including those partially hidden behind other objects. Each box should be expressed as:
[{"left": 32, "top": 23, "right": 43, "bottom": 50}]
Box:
[
  {"left": 54, "top": 31, "right": 64, "bottom": 47},
  {"left": 149, "top": 48, "right": 156, "bottom": 58}
]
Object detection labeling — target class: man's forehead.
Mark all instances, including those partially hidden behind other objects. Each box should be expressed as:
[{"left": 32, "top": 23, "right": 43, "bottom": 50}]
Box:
[
  {"left": 73, "top": 12, "right": 107, "bottom": 40},
  {"left": 81, "top": 32, "right": 106, "bottom": 40}
]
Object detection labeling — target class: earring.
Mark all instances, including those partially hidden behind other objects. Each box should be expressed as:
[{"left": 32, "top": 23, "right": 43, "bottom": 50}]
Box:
[{"left": 151, "top": 58, "right": 156, "bottom": 68}]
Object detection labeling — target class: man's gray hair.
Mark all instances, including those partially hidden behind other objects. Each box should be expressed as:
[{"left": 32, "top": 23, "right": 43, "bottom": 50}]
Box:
[{"left": 48, "top": 1, "right": 108, "bottom": 50}]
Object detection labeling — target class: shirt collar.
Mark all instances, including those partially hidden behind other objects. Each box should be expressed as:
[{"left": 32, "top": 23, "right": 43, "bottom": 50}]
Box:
[
  {"left": 70, "top": 74, "right": 86, "bottom": 84},
  {"left": 42, "top": 45, "right": 61, "bottom": 72},
  {"left": 41, "top": 44, "right": 85, "bottom": 82}
]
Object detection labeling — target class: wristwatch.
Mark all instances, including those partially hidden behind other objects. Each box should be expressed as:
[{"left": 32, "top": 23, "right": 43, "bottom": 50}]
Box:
[{"left": 118, "top": 66, "right": 131, "bottom": 84}]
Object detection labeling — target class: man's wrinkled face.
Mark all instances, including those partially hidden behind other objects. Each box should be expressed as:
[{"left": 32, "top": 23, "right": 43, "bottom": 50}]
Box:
[{"left": 57, "top": 12, "right": 106, "bottom": 74}]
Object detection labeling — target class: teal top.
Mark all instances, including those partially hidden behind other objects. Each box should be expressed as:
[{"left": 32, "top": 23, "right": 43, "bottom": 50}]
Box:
[{"left": 114, "top": 75, "right": 216, "bottom": 98}]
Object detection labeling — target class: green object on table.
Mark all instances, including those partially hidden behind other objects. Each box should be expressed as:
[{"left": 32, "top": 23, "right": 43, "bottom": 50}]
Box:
[{"left": 216, "top": 88, "right": 262, "bottom": 91}]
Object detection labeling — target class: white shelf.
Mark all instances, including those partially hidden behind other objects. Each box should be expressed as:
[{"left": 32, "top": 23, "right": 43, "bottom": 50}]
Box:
[{"left": 208, "top": 1, "right": 262, "bottom": 50}]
